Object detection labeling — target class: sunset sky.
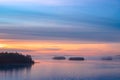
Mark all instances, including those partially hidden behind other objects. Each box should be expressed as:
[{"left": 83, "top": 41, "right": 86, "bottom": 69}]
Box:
[{"left": 0, "top": 0, "right": 120, "bottom": 56}]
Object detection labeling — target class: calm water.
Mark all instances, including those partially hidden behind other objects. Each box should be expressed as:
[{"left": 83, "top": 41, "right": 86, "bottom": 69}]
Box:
[{"left": 0, "top": 60, "right": 120, "bottom": 80}]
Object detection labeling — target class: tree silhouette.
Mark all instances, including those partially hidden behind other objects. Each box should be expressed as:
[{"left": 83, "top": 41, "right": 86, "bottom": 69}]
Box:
[{"left": 0, "top": 52, "right": 34, "bottom": 64}]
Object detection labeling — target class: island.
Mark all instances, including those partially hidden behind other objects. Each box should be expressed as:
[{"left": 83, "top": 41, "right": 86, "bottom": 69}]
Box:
[
  {"left": 114, "top": 55, "right": 120, "bottom": 60},
  {"left": 0, "top": 52, "right": 34, "bottom": 64},
  {"left": 53, "top": 56, "right": 66, "bottom": 60},
  {"left": 101, "top": 56, "right": 113, "bottom": 60},
  {"left": 69, "top": 57, "right": 85, "bottom": 61}
]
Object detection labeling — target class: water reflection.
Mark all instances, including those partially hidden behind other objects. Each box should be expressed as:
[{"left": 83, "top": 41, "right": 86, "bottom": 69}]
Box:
[
  {"left": 0, "top": 60, "right": 120, "bottom": 80},
  {"left": 0, "top": 64, "right": 33, "bottom": 80},
  {"left": 30, "top": 60, "right": 120, "bottom": 80}
]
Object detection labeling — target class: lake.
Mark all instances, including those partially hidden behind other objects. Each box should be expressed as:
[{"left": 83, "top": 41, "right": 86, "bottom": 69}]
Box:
[{"left": 0, "top": 59, "right": 120, "bottom": 80}]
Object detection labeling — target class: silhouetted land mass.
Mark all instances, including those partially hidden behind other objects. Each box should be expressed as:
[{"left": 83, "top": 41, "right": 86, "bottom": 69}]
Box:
[
  {"left": 0, "top": 52, "right": 34, "bottom": 64},
  {"left": 69, "top": 57, "right": 85, "bottom": 61},
  {"left": 115, "top": 55, "right": 120, "bottom": 59},
  {"left": 101, "top": 55, "right": 120, "bottom": 61},
  {"left": 101, "top": 57, "right": 113, "bottom": 60},
  {"left": 53, "top": 56, "right": 66, "bottom": 60}
]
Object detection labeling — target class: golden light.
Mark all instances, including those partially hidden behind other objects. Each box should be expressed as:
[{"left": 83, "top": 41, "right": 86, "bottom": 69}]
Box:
[
  {"left": 0, "top": 39, "right": 120, "bottom": 56},
  {"left": 0, "top": 44, "right": 5, "bottom": 48}
]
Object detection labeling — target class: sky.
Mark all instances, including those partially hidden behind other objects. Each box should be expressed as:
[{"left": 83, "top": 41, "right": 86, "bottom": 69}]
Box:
[{"left": 0, "top": 0, "right": 120, "bottom": 57}]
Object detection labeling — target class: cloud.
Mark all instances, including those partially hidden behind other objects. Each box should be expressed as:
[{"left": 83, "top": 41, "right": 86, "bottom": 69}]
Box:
[
  {"left": 0, "top": 0, "right": 79, "bottom": 6},
  {"left": 0, "top": 5, "right": 120, "bottom": 29},
  {"left": 40, "top": 48, "right": 61, "bottom": 51},
  {"left": 0, "top": 27, "right": 120, "bottom": 43},
  {"left": 0, "top": 48, "right": 34, "bottom": 53},
  {"left": 0, "top": 0, "right": 73, "bottom": 6},
  {"left": 0, "top": 0, "right": 119, "bottom": 6},
  {"left": 0, "top": 0, "right": 120, "bottom": 43}
]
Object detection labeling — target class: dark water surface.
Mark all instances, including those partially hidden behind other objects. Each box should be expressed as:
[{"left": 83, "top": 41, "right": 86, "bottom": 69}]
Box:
[{"left": 0, "top": 60, "right": 120, "bottom": 80}]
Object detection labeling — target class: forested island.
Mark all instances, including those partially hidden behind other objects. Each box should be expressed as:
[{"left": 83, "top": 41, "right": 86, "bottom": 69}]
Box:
[
  {"left": 69, "top": 57, "right": 85, "bottom": 61},
  {"left": 53, "top": 56, "right": 66, "bottom": 60},
  {"left": 0, "top": 52, "right": 34, "bottom": 64}
]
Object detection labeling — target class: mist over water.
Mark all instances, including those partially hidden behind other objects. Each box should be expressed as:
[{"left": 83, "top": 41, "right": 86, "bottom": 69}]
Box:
[{"left": 0, "top": 57, "right": 120, "bottom": 80}]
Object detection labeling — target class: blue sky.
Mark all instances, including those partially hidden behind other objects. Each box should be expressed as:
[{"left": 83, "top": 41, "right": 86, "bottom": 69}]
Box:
[{"left": 0, "top": 0, "right": 120, "bottom": 43}]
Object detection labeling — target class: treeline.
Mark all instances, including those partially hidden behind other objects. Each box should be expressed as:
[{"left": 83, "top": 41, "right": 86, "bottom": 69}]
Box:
[{"left": 0, "top": 52, "right": 34, "bottom": 64}]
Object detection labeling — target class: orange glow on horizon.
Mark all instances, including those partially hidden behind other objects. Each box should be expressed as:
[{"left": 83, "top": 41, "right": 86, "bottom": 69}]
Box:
[
  {"left": 0, "top": 39, "right": 120, "bottom": 56},
  {"left": 0, "top": 44, "right": 6, "bottom": 48}
]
